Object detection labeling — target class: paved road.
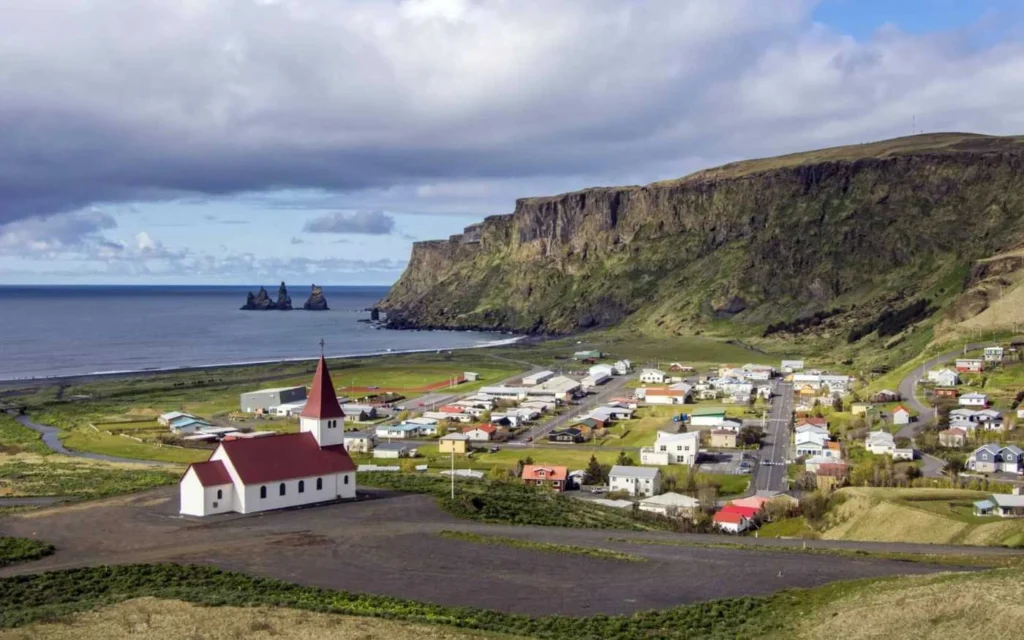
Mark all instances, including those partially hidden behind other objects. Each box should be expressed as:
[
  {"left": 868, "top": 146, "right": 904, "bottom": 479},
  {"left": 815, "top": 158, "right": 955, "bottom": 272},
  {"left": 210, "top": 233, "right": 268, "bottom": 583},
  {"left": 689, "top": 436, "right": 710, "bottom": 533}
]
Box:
[
  {"left": 510, "top": 374, "right": 635, "bottom": 444},
  {"left": 10, "top": 412, "right": 174, "bottom": 467},
  {"left": 920, "top": 452, "right": 947, "bottom": 479},
  {"left": 896, "top": 341, "right": 988, "bottom": 434},
  {"left": 753, "top": 381, "right": 793, "bottom": 493}
]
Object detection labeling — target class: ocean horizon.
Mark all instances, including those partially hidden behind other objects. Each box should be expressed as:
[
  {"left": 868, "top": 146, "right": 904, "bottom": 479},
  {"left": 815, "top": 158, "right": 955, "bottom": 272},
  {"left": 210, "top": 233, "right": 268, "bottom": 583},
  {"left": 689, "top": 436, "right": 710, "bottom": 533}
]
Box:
[{"left": 0, "top": 285, "right": 513, "bottom": 381}]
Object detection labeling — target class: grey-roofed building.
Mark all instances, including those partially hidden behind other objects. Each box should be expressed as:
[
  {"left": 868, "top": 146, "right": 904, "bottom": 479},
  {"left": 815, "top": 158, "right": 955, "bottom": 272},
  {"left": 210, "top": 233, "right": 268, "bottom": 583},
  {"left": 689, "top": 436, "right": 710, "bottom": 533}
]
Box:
[
  {"left": 240, "top": 385, "right": 307, "bottom": 413},
  {"left": 343, "top": 431, "right": 376, "bottom": 453},
  {"left": 990, "top": 494, "right": 1024, "bottom": 517},
  {"left": 967, "top": 444, "right": 1024, "bottom": 474},
  {"left": 372, "top": 442, "right": 416, "bottom": 459},
  {"left": 609, "top": 465, "right": 662, "bottom": 497}
]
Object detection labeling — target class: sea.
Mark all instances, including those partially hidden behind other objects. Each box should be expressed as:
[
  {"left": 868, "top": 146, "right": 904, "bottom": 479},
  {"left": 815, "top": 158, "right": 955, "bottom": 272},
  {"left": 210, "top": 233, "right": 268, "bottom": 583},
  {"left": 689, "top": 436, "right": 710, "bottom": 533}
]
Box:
[{"left": 0, "top": 286, "right": 516, "bottom": 381}]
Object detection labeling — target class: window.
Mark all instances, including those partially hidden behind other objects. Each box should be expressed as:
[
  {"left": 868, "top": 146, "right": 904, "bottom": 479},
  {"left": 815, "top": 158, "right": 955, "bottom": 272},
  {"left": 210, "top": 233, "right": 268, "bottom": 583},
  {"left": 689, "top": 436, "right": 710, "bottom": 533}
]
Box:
[
  {"left": 344, "top": 475, "right": 349, "bottom": 485},
  {"left": 216, "top": 489, "right": 223, "bottom": 500},
  {"left": 316, "top": 478, "right": 323, "bottom": 491},
  {"left": 212, "top": 501, "right": 218, "bottom": 509},
  {"left": 260, "top": 486, "right": 267, "bottom": 499},
  {"left": 279, "top": 483, "right": 286, "bottom": 496},
  {"left": 298, "top": 480, "right": 305, "bottom": 493}
]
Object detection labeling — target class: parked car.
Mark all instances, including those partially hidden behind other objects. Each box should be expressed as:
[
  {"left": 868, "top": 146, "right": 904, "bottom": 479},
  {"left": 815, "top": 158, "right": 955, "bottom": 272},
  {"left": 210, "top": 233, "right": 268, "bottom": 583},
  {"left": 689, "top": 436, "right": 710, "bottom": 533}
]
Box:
[{"left": 489, "top": 446, "right": 500, "bottom": 453}]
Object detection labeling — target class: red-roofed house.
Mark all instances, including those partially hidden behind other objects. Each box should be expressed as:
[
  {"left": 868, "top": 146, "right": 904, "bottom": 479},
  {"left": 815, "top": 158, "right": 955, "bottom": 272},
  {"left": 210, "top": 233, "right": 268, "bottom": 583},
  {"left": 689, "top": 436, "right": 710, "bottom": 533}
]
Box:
[
  {"left": 713, "top": 509, "right": 752, "bottom": 533},
  {"left": 180, "top": 356, "right": 356, "bottom": 517},
  {"left": 521, "top": 465, "right": 568, "bottom": 491},
  {"left": 892, "top": 405, "right": 911, "bottom": 425},
  {"left": 719, "top": 504, "right": 760, "bottom": 520},
  {"left": 729, "top": 496, "right": 770, "bottom": 511},
  {"left": 796, "top": 417, "right": 829, "bottom": 429},
  {"left": 463, "top": 424, "right": 499, "bottom": 441}
]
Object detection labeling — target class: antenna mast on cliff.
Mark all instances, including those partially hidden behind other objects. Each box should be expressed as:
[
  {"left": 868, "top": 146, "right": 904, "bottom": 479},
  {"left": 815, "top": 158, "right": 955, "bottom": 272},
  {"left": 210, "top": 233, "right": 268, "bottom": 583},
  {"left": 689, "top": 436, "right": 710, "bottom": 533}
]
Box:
[{"left": 319, "top": 338, "right": 326, "bottom": 356}]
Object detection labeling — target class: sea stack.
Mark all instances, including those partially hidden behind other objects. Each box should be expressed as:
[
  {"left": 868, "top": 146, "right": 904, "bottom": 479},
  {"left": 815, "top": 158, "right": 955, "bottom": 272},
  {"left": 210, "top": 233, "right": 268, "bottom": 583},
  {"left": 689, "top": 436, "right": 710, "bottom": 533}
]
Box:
[
  {"left": 303, "top": 284, "right": 329, "bottom": 310},
  {"left": 241, "top": 283, "right": 293, "bottom": 310}
]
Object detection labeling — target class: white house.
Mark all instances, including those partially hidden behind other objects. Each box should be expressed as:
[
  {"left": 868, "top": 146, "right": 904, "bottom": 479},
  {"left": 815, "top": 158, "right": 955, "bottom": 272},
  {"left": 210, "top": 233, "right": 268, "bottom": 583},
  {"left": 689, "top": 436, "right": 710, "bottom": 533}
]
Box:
[
  {"left": 179, "top": 356, "right": 356, "bottom": 517},
  {"left": 589, "top": 364, "right": 615, "bottom": 378},
  {"left": 795, "top": 424, "right": 830, "bottom": 448},
  {"left": 741, "top": 364, "right": 775, "bottom": 381},
  {"left": 892, "top": 405, "right": 911, "bottom": 425},
  {"left": 159, "top": 411, "right": 193, "bottom": 427},
  {"left": 690, "top": 410, "right": 726, "bottom": 428},
  {"left": 375, "top": 423, "right": 422, "bottom": 439},
  {"left": 638, "top": 492, "right": 700, "bottom": 518},
  {"left": 373, "top": 442, "right": 416, "bottom": 459},
  {"left": 781, "top": 360, "right": 805, "bottom": 373},
  {"left": 984, "top": 346, "right": 1005, "bottom": 362},
  {"left": 581, "top": 373, "right": 610, "bottom": 390},
  {"left": 609, "top": 465, "right": 662, "bottom": 497},
  {"left": 640, "top": 430, "right": 700, "bottom": 466},
  {"left": 927, "top": 368, "right": 960, "bottom": 387},
  {"left": 613, "top": 360, "right": 632, "bottom": 375},
  {"left": 640, "top": 368, "right": 667, "bottom": 384},
  {"left": 462, "top": 426, "right": 496, "bottom": 441},
  {"left": 820, "top": 375, "right": 852, "bottom": 394},
  {"left": 865, "top": 430, "right": 896, "bottom": 456},
  {"left": 960, "top": 393, "right": 988, "bottom": 408},
  {"left": 343, "top": 431, "right": 376, "bottom": 453}
]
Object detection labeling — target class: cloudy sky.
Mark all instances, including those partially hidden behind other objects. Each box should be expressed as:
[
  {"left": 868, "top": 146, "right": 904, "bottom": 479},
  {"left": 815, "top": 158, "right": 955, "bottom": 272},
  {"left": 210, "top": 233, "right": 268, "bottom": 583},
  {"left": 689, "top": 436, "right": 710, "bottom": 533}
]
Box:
[{"left": 2, "top": 0, "right": 1023, "bottom": 285}]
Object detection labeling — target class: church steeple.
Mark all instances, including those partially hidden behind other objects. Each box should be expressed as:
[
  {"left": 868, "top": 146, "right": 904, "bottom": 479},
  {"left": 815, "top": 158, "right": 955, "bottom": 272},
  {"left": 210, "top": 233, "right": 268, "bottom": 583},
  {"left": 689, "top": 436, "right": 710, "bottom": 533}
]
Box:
[{"left": 300, "top": 355, "right": 345, "bottom": 447}]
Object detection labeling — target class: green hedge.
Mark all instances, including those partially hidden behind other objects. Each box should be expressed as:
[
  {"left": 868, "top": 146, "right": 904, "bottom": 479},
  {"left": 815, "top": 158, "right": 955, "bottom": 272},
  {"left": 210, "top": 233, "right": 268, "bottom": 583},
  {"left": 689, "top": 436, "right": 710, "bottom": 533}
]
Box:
[
  {"left": 0, "top": 537, "right": 55, "bottom": 567},
  {"left": 0, "top": 563, "right": 785, "bottom": 639}
]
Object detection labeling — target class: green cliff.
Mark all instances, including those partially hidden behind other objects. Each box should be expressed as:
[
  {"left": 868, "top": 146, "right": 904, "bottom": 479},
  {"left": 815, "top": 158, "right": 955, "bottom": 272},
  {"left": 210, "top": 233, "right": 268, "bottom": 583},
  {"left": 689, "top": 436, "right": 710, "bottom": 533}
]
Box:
[{"left": 380, "top": 133, "right": 1024, "bottom": 340}]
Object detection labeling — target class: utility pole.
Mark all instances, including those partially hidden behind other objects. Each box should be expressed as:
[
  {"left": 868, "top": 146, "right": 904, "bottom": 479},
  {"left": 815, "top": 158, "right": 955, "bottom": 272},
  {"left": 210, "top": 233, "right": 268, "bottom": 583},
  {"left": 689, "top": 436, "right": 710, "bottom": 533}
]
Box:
[{"left": 450, "top": 448, "right": 455, "bottom": 500}]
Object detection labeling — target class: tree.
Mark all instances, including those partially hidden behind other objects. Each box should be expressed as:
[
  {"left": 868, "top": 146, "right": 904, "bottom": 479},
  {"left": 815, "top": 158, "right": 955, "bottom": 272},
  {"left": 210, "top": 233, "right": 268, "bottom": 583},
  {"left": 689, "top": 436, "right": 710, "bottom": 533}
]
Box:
[
  {"left": 795, "top": 471, "right": 818, "bottom": 492},
  {"left": 682, "top": 469, "right": 699, "bottom": 494},
  {"left": 739, "top": 425, "right": 766, "bottom": 447},
  {"left": 396, "top": 410, "right": 411, "bottom": 422},
  {"left": 479, "top": 410, "right": 492, "bottom": 423},
  {"left": 946, "top": 456, "right": 965, "bottom": 482},
  {"left": 615, "top": 451, "right": 635, "bottom": 466},
  {"left": 583, "top": 454, "right": 604, "bottom": 485},
  {"left": 832, "top": 394, "right": 843, "bottom": 412},
  {"left": 521, "top": 456, "right": 534, "bottom": 466}
]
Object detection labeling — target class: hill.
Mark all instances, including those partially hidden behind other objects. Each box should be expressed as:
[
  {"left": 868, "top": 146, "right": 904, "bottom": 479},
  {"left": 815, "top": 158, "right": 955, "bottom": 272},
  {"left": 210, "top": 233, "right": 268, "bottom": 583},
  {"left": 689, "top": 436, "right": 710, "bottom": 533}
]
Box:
[{"left": 380, "top": 133, "right": 1024, "bottom": 362}]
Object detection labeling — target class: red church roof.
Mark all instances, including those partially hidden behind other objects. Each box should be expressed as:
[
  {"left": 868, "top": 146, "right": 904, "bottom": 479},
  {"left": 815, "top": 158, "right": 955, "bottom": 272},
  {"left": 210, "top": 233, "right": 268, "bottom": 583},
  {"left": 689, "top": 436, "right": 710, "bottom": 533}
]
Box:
[
  {"left": 218, "top": 432, "right": 355, "bottom": 484},
  {"left": 300, "top": 356, "right": 346, "bottom": 420},
  {"left": 186, "top": 460, "right": 232, "bottom": 487}
]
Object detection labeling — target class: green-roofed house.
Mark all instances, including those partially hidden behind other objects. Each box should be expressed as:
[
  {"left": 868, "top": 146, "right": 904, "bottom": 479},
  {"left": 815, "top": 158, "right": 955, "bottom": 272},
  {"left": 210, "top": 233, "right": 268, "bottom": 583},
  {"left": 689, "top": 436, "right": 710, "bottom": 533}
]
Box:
[
  {"left": 690, "top": 409, "right": 726, "bottom": 428},
  {"left": 573, "top": 350, "right": 603, "bottom": 360}
]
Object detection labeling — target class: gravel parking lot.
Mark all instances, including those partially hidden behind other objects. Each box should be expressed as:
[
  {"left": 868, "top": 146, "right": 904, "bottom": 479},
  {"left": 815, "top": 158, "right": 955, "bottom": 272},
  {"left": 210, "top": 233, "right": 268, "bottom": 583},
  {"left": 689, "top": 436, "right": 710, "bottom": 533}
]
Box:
[{"left": 0, "top": 486, "right": 960, "bottom": 616}]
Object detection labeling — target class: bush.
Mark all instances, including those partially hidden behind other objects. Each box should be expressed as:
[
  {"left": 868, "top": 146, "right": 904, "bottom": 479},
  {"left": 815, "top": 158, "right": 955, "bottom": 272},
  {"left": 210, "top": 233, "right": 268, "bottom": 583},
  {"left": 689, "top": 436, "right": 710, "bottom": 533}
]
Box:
[{"left": 0, "top": 538, "right": 55, "bottom": 567}]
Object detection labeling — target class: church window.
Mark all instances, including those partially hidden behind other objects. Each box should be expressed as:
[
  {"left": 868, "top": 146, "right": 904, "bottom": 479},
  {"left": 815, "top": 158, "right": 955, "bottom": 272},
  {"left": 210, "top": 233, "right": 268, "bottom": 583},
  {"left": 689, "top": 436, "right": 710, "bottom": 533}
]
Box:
[
  {"left": 279, "top": 482, "right": 286, "bottom": 496},
  {"left": 316, "top": 478, "right": 323, "bottom": 490},
  {"left": 344, "top": 475, "right": 349, "bottom": 485},
  {"left": 260, "top": 486, "right": 267, "bottom": 499},
  {"left": 217, "top": 489, "right": 222, "bottom": 500},
  {"left": 298, "top": 480, "right": 305, "bottom": 493}
]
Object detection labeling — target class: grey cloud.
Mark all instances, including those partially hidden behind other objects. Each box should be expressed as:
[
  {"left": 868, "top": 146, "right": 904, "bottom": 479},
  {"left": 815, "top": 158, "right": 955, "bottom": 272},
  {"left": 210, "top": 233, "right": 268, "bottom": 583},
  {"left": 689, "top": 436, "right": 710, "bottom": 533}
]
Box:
[
  {"left": 290, "top": 236, "right": 303, "bottom": 245},
  {"left": 0, "top": 209, "right": 117, "bottom": 255},
  {"left": 1, "top": 0, "right": 1024, "bottom": 230},
  {"left": 303, "top": 211, "right": 396, "bottom": 235}
]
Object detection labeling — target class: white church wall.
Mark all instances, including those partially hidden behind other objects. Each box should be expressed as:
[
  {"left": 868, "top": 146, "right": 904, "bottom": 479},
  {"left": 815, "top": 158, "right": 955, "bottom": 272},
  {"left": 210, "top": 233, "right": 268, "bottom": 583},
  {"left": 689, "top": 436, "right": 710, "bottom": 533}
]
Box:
[{"left": 240, "top": 472, "right": 351, "bottom": 514}]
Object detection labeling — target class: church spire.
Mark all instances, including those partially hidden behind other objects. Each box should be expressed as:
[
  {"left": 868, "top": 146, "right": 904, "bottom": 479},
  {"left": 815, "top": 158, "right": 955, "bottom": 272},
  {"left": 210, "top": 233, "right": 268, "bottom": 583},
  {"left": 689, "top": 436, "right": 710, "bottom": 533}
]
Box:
[{"left": 300, "top": 356, "right": 345, "bottom": 420}]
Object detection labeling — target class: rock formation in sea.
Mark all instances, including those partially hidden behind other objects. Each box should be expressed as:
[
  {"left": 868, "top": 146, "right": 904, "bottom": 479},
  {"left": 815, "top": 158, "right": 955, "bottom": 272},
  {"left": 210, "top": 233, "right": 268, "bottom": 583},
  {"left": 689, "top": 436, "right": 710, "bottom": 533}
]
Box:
[
  {"left": 241, "top": 282, "right": 293, "bottom": 310},
  {"left": 303, "top": 284, "right": 329, "bottom": 310}
]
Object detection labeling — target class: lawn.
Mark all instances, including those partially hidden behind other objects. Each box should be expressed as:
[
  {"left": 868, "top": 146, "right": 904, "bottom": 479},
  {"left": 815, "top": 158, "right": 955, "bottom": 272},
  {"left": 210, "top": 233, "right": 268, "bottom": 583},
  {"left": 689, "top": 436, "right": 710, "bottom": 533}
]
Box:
[
  {"left": 757, "top": 517, "right": 817, "bottom": 538},
  {"left": 0, "top": 456, "right": 180, "bottom": 499},
  {"left": 59, "top": 428, "right": 208, "bottom": 464}
]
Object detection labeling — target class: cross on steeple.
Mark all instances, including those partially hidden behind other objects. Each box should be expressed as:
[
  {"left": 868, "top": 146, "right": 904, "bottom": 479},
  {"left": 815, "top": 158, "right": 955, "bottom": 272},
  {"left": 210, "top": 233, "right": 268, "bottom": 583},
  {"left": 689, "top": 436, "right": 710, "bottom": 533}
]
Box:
[{"left": 319, "top": 338, "right": 326, "bottom": 356}]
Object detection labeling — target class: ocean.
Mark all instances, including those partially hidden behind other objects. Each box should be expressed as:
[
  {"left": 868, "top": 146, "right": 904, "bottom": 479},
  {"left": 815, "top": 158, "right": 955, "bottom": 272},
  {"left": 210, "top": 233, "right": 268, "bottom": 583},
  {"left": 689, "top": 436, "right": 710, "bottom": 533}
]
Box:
[{"left": 0, "top": 285, "right": 514, "bottom": 381}]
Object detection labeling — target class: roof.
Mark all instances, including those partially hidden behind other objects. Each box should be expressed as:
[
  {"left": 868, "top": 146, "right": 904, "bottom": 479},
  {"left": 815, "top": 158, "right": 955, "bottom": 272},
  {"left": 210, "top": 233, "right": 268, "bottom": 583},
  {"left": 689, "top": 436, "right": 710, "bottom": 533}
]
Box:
[
  {"left": 640, "top": 492, "right": 700, "bottom": 508},
  {"left": 713, "top": 511, "right": 747, "bottom": 524},
  {"left": 992, "top": 494, "right": 1024, "bottom": 508},
  {"left": 826, "top": 441, "right": 841, "bottom": 451},
  {"left": 344, "top": 431, "right": 374, "bottom": 439},
  {"left": 380, "top": 423, "right": 421, "bottom": 433},
  {"left": 729, "top": 496, "right": 770, "bottom": 511},
  {"left": 645, "top": 388, "right": 690, "bottom": 396},
  {"left": 161, "top": 411, "right": 191, "bottom": 420},
  {"left": 940, "top": 427, "right": 968, "bottom": 436},
  {"left": 550, "top": 427, "right": 583, "bottom": 437},
  {"left": 218, "top": 432, "right": 355, "bottom": 484},
  {"left": 522, "top": 465, "right": 568, "bottom": 481},
  {"left": 691, "top": 409, "right": 726, "bottom": 417},
  {"left": 440, "top": 433, "right": 470, "bottom": 441},
  {"left": 375, "top": 442, "right": 412, "bottom": 452},
  {"left": 893, "top": 405, "right": 910, "bottom": 414},
  {"left": 242, "top": 385, "right": 306, "bottom": 395},
  {"left": 962, "top": 393, "right": 988, "bottom": 400},
  {"left": 187, "top": 460, "right": 232, "bottom": 486},
  {"left": 974, "top": 500, "right": 995, "bottom": 510},
  {"left": 816, "top": 463, "right": 849, "bottom": 477},
  {"left": 641, "top": 368, "right": 666, "bottom": 375},
  {"left": 464, "top": 424, "right": 497, "bottom": 434},
  {"left": 721, "top": 504, "right": 760, "bottom": 519},
  {"left": 300, "top": 357, "right": 345, "bottom": 420},
  {"left": 797, "top": 418, "right": 828, "bottom": 427},
  {"left": 710, "top": 429, "right": 737, "bottom": 436},
  {"left": 610, "top": 465, "right": 660, "bottom": 479}
]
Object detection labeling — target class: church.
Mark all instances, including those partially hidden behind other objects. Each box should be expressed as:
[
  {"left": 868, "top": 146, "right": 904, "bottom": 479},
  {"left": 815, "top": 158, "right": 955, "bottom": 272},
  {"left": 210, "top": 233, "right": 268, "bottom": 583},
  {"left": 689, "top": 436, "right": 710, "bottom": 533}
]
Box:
[{"left": 179, "top": 356, "right": 356, "bottom": 516}]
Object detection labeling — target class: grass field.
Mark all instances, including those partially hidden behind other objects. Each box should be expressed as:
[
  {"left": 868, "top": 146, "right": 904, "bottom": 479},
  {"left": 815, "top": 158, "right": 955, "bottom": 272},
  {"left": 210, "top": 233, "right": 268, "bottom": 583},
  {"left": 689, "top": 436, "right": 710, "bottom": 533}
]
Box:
[
  {"left": 0, "top": 455, "right": 179, "bottom": 500},
  {"left": 0, "top": 414, "right": 51, "bottom": 456},
  {"left": 0, "top": 597, "right": 525, "bottom": 640},
  {"left": 819, "top": 487, "right": 1024, "bottom": 546}
]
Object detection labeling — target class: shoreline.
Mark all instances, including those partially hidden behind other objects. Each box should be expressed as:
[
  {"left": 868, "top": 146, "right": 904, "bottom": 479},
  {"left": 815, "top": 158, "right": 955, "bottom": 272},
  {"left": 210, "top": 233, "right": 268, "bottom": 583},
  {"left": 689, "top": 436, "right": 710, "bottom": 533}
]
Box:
[{"left": 0, "top": 335, "right": 531, "bottom": 389}]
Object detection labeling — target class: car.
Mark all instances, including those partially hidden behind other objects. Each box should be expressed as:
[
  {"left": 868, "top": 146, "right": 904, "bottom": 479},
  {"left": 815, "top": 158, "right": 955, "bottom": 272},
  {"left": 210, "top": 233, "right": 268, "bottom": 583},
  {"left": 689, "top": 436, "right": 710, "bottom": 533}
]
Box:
[
  {"left": 525, "top": 436, "right": 533, "bottom": 442},
  {"left": 489, "top": 446, "right": 500, "bottom": 453}
]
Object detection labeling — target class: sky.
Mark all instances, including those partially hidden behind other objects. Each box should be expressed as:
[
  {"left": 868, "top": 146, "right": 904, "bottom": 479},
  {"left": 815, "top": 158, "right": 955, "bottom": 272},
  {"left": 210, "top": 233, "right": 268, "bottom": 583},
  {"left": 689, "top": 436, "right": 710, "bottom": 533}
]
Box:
[{"left": 2, "top": 0, "right": 1024, "bottom": 286}]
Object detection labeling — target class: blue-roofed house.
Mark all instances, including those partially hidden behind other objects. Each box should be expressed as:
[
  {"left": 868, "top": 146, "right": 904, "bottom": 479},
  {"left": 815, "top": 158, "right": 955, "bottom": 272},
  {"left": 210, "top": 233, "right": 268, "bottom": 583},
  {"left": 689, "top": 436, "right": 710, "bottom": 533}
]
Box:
[
  {"left": 374, "top": 423, "right": 423, "bottom": 439},
  {"left": 974, "top": 499, "right": 995, "bottom": 516},
  {"left": 169, "top": 416, "right": 211, "bottom": 434}
]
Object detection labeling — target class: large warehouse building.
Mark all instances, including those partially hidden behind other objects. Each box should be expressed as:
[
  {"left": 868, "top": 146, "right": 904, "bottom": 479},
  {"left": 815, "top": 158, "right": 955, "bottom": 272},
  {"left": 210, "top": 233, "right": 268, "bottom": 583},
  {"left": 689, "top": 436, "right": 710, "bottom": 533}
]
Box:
[{"left": 240, "top": 385, "right": 308, "bottom": 413}]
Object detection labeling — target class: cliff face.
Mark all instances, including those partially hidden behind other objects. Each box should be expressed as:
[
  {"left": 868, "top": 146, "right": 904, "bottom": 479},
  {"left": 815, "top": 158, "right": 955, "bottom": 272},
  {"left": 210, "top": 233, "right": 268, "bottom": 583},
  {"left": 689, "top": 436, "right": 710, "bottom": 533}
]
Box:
[{"left": 381, "top": 133, "right": 1024, "bottom": 335}]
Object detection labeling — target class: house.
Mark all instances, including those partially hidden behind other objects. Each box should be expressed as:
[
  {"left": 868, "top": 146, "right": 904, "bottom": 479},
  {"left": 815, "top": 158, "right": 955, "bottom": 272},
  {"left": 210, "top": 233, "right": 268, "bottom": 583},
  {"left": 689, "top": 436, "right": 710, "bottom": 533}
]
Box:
[
  {"left": 796, "top": 417, "right": 829, "bottom": 430},
  {"left": 741, "top": 364, "right": 775, "bottom": 381},
  {"left": 423, "top": 410, "right": 472, "bottom": 424},
  {"left": 820, "top": 375, "right": 852, "bottom": 394},
  {"left": 613, "top": 360, "right": 632, "bottom": 375},
  {"left": 462, "top": 424, "right": 498, "bottom": 441},
  {"left": 892, "top": 405, "right": 911, "bottom": 425},
  {"left": 438, "top": 432, "right": 470, "bottom": 454},
  {"left": 967, "top": 444, "right": 1024, "bottom": 474},
  {"left": 865, "top": 430, "right": 896, "bottom": 456},
  {"left": 797, "top": 441, "right": 827, "bottom": 458},
  {"left": 893, "top": 448, "right": 914, "bottom": 461},
  {"left": 568, "top": 418, "right": 602, "bottom": 438},
  {"left": 974, "top": 499, "right": 995, "bottom": 517},
  {"left": 239, "top": 385, "right": 308, "bottom": 414},
  {"left": 795, "top": 424, "right": 830, "bottom": 449},
  {"left": 815, "top": 463, "right": 849, "bottom": 491},
  {"left": 871, "top": 389, "right": 899, "bottom": 403},
  {"left": 159, "top": 411, "right": 193, "bottom": 427},
  {"left": 718, "top": 418, "right": 743, "bottom": 432},
  {"left": 955, "top": 358, "right": 984, "bottom": 373},
  {"left": 851, "top": 402, "right": 874, "bottom": 416},
  {"left": 927, "top": 368, "right": 960, "bottom": 387},
  {"left": 668, "top": 362, "right": 695, "bottom": 372},
  {"left": 640, "top": 368, "right": 667, "bottom": 384},
  {"left": 521, "top": 465, "right": 568, "bottom": 491},
  {"left": 938, "top": 428, "right": 968, "bottom": 448},
  {"left": 713, "top": 509, "right": 751, "bottom": 533},
  {"left": 342, "top": 431, "right": 376, "bottom": 453},
  {"left": 589, "top": 364, "right": 615, "bottom": 379},
  {"left": 984, "top": 346, "right": 1005, "bottom": 362},
  {"left": 959, "top": 393, "right": 988, "bottom": 407},
  {"left": 522, "top": 370, "right": 555, "bottom": 386},
  {"left": 529, "top": 376, "right": 582, "bottom": 402},
  {"left": 463, "top": 371, "right": 480, "bottom": 382},
  {"left": 988, "top": 494, "right": 1024, "bottom": 517},
  {"left": 339, "top": 403, "right": 378, "bottom": 422},
  {"left": 373, "top": 442, "right": 416, "bottom": 459},
  {"left": 581, "top": 373, "right": 610, "bottom": 390},
  {"left": 729, "top": 496, "right": 771, "bottom": 512},
  {"left": 640, "top": 430, "right": 701, "bottom": 466},
  {"left": 169, "top": 416, "right": 212, "bottom": 434},
  {"left": 608, "top": 465, "right": 662, "bottom": 497},
  {"left": 270, "top": 401, "right": 307, "bottom": 417},
  {"left": 590, "top": 405, "right": 635, "bottom": 421},
  {"left": 179, "top": 356, "right": 354, "bottom": 517},
  {"left": 804, "top": 455, "right": 835, "bottom": 473},
  {"left": 709, "top": 429, "right": 738, "bottom": 448},
  {"left": 689, "top": 409, "right": 726, "bottom": 428},
  {"left": 935, "top": 387, "right": 959, "bottom": 399},
  {"left": 644, "top": 387, "right": 692, "bottom": 405},
  {"left": 548, "top": 427, "right": 586, "bottom": 444},
  {"left": 573, "top": 350, "right": 603, "bottom": 360},
  {"left": 375, "top": 423, "right": 422, "bottom": 439},
  {"left": 780, "top": 360, "right": 805, "bottom": 373},
  {"left": 639, "top": 492, "right": 700, "bottom": 518}
]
